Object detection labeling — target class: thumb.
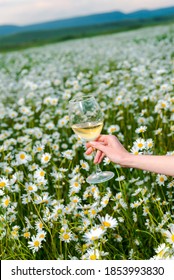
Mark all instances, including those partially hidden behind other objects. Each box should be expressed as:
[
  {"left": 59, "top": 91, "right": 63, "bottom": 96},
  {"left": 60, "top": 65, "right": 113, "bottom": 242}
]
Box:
[{"left": 89, "top": 141, "right": 107, "bottom": 153}]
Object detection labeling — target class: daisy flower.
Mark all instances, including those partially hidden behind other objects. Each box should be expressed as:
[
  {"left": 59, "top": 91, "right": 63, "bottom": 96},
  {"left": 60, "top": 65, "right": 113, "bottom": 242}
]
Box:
[
  {"left": 16, "top": 151, "right": 30, "bottom": 165},
  {"left": 103, "top": 157, "right": 111, "bottom": 165},
  {"left": 34, "top": 168, "right": 46, "bottom": 182},
  {"left": 107, "top": 125, "right": 120, "bottom": 134},
  {"left": 135, "top": 126, "right": 147, "bottom": 134},
  {"left": 60, "top": 231, "right": 73, "bottom": 243},
  {"left": 101, "top": 195, "right": 110, "bottom": 207},
  {"left": 33, "top": 144, "right": 45, "bottom": 153},
  {"left": 0, "top": 176, "right": 9, "bottom": 189},
  {"left": 154, "top": 128, "right": 162, "bottom": 135},
  {"left": 84, "top": 226, "right": 105, "bottom": 242},
  {"left": 154, "top": 243, "right": 169, "bottom": 259},
  {"left": 51, "top": 143, "right": 59, "bottom": 151},
  {"left": 62, "top": 149, "right": 74, "bottom": 160},
  {"left": 36, "top": 230, "right": 47, "bottom": 241},
  {"left": 70, "top": 181, "right": 81, "bottom": 192},
  {"left": 146, "top": 138, "right": 154, "bottom": 149},
  {"left": 156, "top": 174, "right": 167, "bottom": 186},
  {"left": 28, "top": 236, "right": 43, "bottom": 253},
  {"left": 82, "top": 248, "right": 101, "bottom": 260},
  {"left": 41, "top": 153, "right": 51, "bottom": 164},
  {"left": 25, "top": 183, "right": 38, "bottom": 193},
  {"left": 70, "top": 195, "right": 81, "bottom": 204},
  {"left": 89, "top": 207, "right": 98, "bottom": 218},
  {"left": 130, "top": 200, "right": 143, "bottom": 208},
  {"left": 80, "top": 160, "right": 89, "bottom": 171},
  {"left": 162, "top": 224, "right": 174, "bottom": 246},
  {"left": 23, "top": 231, "right": 31, "bottom": 239},
  {"left": 99, "top": 214, "right": 118, "bottom": 229},
  {"left": 35, "top": 220, "right": 44, "bottom": 231},
  {"left": 28, "top": 163, "right": 39, "bottom": 171},
  {"left": 3, "top": 165, "right": 13, "bottom": 174},
  {"left": 134, "top": 138, "right": 146, "bottom": 150},
  {"left": 45, "top": 121, "right": 55, "bottom": 130},
  {"left": 1, "top": 195, "right": 10, "bottom": 208},
  {"left": 115, "top": 175, "right": 125, "bottom": 181}
]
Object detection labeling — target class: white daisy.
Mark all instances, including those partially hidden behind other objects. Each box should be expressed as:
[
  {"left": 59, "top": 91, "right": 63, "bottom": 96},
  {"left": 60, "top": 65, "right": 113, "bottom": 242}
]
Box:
[
  {"left": 80, "top": 160, "right": 89, "bottom": 171},
  {"left": 0, "top": 176, "right": 9, "bottom": 189},
  {"left": 41, "top": 153, "right": 51, "bottom": 164},
  {"left": 156, "top": 174, "right": 167, "bottom": 186},
  {"left": 16, "top": 151, "right": 30, "bottom": 165},
  {"left": 28, "top": 236, "right": 42, "bottom": 253},
  {"left": 84, "top": 227, "right": 105, "bottom": 241},
  {"left": 98, "top": 214, "right": 118, "bottom": 229}
]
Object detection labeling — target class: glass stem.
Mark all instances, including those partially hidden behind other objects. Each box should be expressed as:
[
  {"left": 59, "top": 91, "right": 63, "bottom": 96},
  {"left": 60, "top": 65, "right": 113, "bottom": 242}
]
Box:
[
  {"left": 93, "top": 150, "right": 102, "bottom": 174},
  {"left": 96, "top": 164, "right": 102, "bottom": 174}
]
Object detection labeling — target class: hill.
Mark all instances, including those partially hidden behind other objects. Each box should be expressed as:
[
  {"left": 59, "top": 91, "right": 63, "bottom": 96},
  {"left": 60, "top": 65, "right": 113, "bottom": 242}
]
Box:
[{"left": 0, "top": 6, "right": 174, "bottom": 51}]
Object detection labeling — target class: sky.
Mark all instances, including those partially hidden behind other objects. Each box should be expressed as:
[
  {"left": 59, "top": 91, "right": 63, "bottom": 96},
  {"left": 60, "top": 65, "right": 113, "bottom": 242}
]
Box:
[{"left": 0, "top": 0, "right": 174, "bottom": 26}]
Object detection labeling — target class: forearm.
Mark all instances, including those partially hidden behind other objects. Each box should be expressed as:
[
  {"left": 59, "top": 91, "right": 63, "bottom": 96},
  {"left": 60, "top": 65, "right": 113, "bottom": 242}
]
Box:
[{"left": 121, "top": 154, "right": 174, "bottom": 176}]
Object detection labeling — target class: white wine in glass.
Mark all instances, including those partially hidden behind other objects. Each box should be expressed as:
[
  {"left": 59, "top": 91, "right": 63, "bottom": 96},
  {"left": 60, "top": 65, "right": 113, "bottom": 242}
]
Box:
[
  {"left": 69, "top": 94, "right": 114, "bottom": 184},
  {"left": 71, "top": 121, "right": 103, "bottom": 141}
]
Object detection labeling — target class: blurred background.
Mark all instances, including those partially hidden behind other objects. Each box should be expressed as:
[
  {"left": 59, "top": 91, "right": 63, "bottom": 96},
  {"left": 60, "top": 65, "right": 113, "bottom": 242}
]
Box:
[{"left": 0, "top": 0, "right": 174, "bottom": 51}]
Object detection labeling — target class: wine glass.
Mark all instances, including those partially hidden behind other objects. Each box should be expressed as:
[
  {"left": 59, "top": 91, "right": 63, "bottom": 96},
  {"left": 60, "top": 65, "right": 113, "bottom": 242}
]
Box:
[{"left": 68, "top": 94, "right": 114, "bottom": 184}]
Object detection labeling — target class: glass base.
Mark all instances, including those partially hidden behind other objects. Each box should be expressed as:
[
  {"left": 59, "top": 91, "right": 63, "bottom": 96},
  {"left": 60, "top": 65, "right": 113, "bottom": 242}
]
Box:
[{"left": 86, "top": 171, "right": 114, "bottom": 184}]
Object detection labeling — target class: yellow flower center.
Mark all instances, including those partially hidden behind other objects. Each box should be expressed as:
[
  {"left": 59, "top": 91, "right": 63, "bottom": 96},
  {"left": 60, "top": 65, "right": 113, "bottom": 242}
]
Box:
[
  {"left": 37, "top": 147, "right": 42, "bottom": 152},
  {"left": 34, "top": 240, "right": 40, "bottom": 247},
  {"left": 4, "top": 199, "right": 10, "bottom": 207},
  {"left": 134, "top": 203, "right": 139, "bottom": 207},
  {"left": 28, "top": 186, "right": 33, "bottom": 191},
  {"left": 103, "top": 221, "right": 111, "bottom": 227},
  {"left": 40, "top": 171, "right": 45, "bottom": 176},
  {"left": 74, "top": 182, "right": 79, "bottom": 187},
  {"left": 11, "top": 231, "right": 18, "bottom": 236},
  {"left": 20, "top": 154, "right": 26, "bottom": 160},
  {"left": 24, "top": 232, "right": 30, "bottom": 238},
  {"left": 0, "top": 182, "right": 6, "bottom": 188},
  {"left": 138, "top": 143, "right": 143, "bottom": 148},
  {"left": 90, "top": 254, "right": 97, "bottom": 260},
  {"left": 171, "top": 234, "right": 174, "bottom": 242},
  {"left": 91, "top": 209, "right": 96, "bottom": 215},
  {"left": 158, "top": 250, "right": 164, "bottom": 258},
  {"left": 63, "top": 233, "right": 70, "bottom": 240},
  {"left": 44, "top": 156, "right": 49, "bottom": 161},
  {"left": 91, "top": 236, "right": 97, "bottom": 241},
  {"left": 160, "top": 177, "right": 164, "bottom": 182},
  {"left": 39, "top": 234, "right": 45, "bottom": 239}
]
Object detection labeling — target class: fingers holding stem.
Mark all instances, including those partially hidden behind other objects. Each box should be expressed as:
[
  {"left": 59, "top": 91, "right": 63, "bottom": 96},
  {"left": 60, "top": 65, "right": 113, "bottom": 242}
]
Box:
[{"left": 85, "top": 144, "right": 106, "bottom": 164}]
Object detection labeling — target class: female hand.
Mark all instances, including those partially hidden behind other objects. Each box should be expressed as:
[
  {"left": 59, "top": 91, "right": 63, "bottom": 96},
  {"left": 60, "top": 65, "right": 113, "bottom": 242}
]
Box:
[{"left": 85, "top": 134, "right": 129, "bottom": 165}]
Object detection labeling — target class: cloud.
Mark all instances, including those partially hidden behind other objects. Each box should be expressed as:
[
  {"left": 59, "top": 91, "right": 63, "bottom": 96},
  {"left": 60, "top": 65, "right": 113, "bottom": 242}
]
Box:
[{"left": 0, "top": 0, "right": 173, "bottom": 25}]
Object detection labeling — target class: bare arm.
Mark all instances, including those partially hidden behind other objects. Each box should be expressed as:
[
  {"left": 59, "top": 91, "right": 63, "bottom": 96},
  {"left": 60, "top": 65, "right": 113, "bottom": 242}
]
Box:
[
  {"left": 121, "top": 154, "right": 174, "bottom": 176},
  {"left": 86, "top": 135, "right": 174, "bottom": 176}
]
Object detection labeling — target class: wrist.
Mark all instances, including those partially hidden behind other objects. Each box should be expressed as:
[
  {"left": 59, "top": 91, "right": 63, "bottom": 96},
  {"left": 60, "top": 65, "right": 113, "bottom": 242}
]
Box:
[{"left": 119, "top": 153, "right": 136, "bottom": 168}]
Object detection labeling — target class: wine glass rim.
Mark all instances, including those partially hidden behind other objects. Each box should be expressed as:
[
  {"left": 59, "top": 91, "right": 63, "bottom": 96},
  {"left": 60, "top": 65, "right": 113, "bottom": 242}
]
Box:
[{"left": 69, "top": 94, "right": 95, "bottom": 104}]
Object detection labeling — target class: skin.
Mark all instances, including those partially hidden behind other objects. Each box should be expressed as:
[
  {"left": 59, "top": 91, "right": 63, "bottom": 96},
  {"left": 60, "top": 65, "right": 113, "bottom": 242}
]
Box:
[{"left": 85, "top": 135, "right": 174, "bottom": 176}]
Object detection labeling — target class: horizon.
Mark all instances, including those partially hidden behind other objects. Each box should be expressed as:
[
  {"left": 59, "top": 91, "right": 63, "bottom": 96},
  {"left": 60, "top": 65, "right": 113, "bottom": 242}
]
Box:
[
  {"left": 0, "top": 0, "right": 174, "bottom": 26},
  {"left": 1, "top": 5, "right": 174, "bottom": 27}
]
